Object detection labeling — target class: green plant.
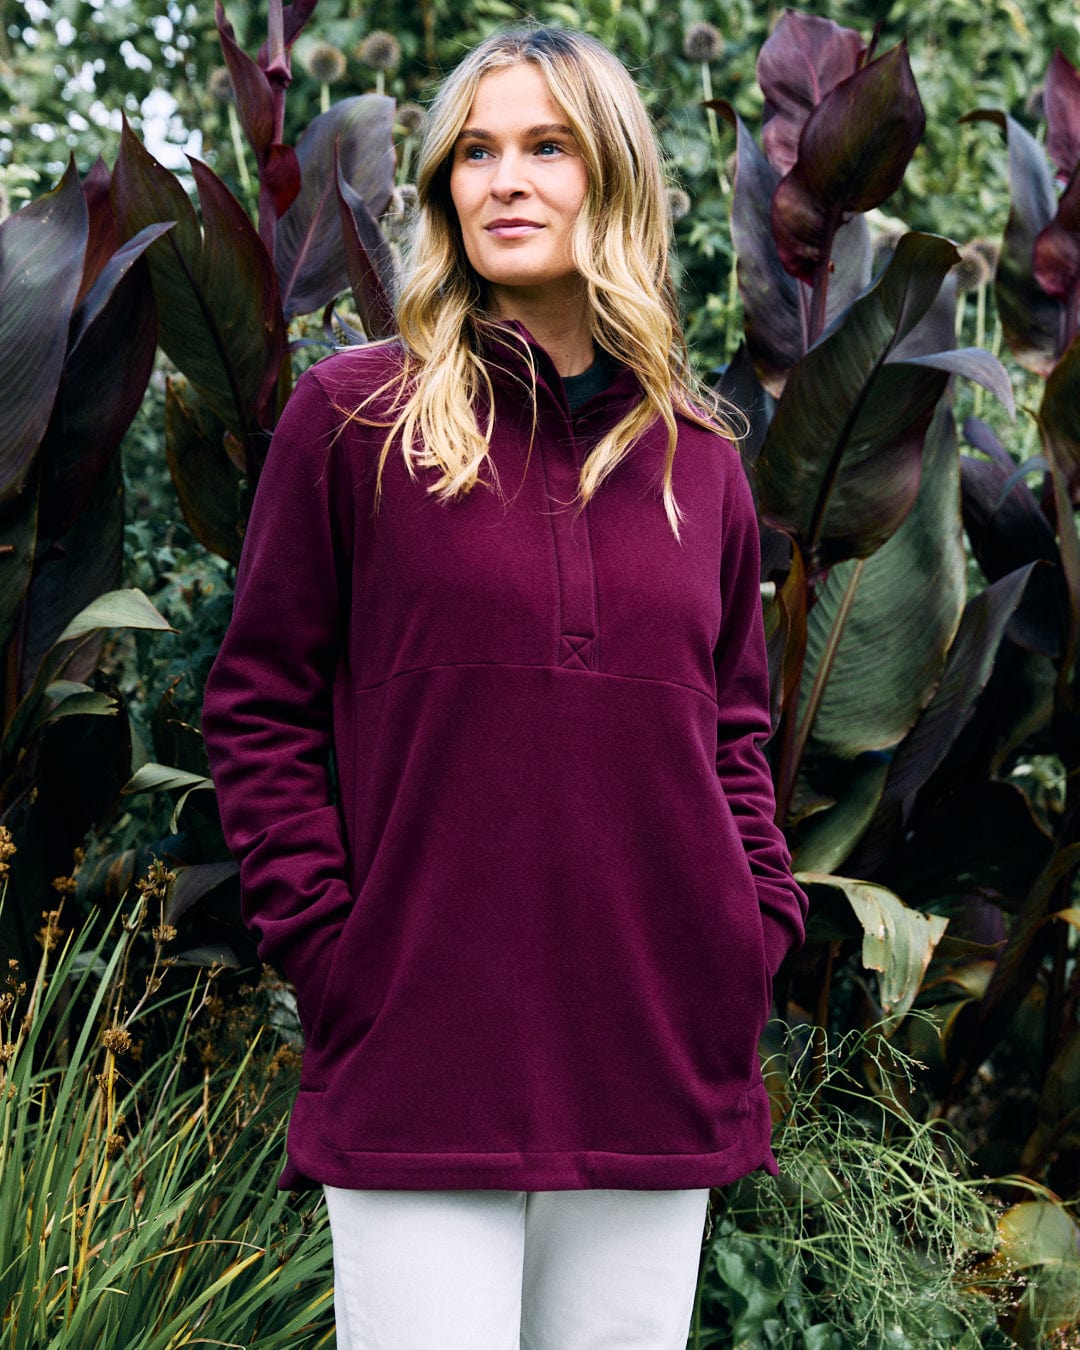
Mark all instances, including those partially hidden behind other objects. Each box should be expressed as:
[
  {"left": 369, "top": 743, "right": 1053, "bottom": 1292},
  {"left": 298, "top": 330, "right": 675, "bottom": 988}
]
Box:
[
  {"left": 0, "top": 868, "right": 333, "bottom": 1346},
  {"left": 691, "top": 1023, "right": 1006, "bottom": 1349}
]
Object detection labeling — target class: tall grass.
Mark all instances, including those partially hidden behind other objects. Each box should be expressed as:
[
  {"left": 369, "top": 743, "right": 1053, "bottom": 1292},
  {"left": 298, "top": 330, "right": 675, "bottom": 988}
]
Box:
[{"left": 0, "top": 861, "right": 333, "bottom": 1348}]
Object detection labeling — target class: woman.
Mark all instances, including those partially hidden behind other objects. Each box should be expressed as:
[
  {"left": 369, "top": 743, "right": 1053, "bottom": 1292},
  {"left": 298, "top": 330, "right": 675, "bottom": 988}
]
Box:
[{"left": 202, "top": 24, "right": 806, "bottom": 1349}]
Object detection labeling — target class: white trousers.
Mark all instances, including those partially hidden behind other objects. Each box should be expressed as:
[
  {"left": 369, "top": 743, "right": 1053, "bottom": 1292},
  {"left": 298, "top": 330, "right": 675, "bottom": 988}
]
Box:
[{"left": 323, "top": 1186, "right": 710, "bottom": 1350}]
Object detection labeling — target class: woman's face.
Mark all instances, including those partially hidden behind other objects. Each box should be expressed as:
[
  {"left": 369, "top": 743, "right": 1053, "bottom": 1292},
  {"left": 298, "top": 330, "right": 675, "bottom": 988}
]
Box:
[{"left": 448, "top": 63, "right": 589, "bottom": 309}]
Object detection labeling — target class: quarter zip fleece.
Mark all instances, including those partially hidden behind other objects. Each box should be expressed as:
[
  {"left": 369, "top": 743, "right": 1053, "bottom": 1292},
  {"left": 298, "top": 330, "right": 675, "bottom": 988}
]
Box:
[{"left": 202, "top": 327, "right": 807, "bottom": 1191}]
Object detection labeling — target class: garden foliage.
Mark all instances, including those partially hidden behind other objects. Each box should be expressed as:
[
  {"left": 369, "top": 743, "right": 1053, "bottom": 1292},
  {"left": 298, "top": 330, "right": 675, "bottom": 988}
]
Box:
[{"left": 0, "top": 0, "right": 1078, "bottom": 1344}]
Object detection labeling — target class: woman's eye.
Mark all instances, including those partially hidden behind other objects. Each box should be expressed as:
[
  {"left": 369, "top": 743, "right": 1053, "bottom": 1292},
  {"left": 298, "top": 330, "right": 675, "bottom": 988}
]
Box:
[
  {"left": 460, "top": 144, "right": 489, "bottom": 161},
  {"left": 536, "top": 141, "right": 563, "bottom": 156}
]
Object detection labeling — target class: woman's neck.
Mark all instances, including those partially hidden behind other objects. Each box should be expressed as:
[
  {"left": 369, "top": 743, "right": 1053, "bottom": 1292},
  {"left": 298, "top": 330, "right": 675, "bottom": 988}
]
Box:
[{"left": 488, "top": 284, "right": 594, "bottom": 376}]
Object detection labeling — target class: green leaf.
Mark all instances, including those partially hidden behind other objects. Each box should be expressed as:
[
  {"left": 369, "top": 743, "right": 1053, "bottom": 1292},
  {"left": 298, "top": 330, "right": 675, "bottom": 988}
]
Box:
[
  {"left": 57, "top": 588, "right": 174, "bottom": 644},
  {"left": 275, "top": 95, "right": 396, "bottom": 320},
  {"left": 797, "top": 872, "right": 949, "bottom": 1024},
  {"left": 111, "top": 122, "right": 286, "bottom": 436},
  {"left": 798, "top": 403, "right": 966, "bottom": 763},
  {"left": 0, "top": 159, "right": 87, "bottom": 501},
  {"left": 123, "top": 761, "right": 215, "bottom": 832},
  {"left": 757, "top": 232, "right": 960, "bottom": 565}
]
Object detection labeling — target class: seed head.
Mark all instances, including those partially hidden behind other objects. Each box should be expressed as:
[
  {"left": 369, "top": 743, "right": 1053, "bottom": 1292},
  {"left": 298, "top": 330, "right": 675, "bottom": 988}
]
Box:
[
  {"left": 304, "top": 40, "right": 347, "bottom": 85},
  {"left": 0, "top": 826, "right": 16, "bottom": 877},
  {"left": 968, "top": 237, "right": 1000, "bottom": 273},
  {"left": 106, "top": 1133, "right": 125, "bottom": 1159},
  {"left": 207, "top": 66, "right": 234, "bottom": 105},
  {"left": 952, "top": 242, "right": 994, "bottom": 293},
  {"left": 357, "top": 30, "right": 401, "bottom": 73},
  {"left": 666, "top": 186, "right": 692, "bottom": 222},
  {"left": 103, "top": 1026, "right": 132, "bottom": 1055},
  {"left": 37, "top": 909, "right": 64, "bottom": 951},
  {"left": 683, "top": 22, "right": 724, "bottom": 64},
  {"left": 396, "top": 102, "right": 426, "bottom": 136}
]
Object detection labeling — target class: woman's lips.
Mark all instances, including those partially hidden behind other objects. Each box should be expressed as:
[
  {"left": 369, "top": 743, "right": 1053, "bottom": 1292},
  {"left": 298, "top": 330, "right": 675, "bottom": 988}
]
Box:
[{"left": 484, "top": 221, "right": 544, "bottom": 238}]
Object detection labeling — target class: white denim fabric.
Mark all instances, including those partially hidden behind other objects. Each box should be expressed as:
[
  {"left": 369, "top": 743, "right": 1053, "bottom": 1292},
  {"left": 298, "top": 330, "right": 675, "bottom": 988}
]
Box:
[{"left": 322, "top": 1185, "right": 710, "bottom": 1349}]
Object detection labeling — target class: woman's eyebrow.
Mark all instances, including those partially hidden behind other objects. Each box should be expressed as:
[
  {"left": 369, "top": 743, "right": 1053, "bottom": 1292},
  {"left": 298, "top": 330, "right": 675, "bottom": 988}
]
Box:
[{"left": 456, "top": 123, "right": 575, "bottom": 141}]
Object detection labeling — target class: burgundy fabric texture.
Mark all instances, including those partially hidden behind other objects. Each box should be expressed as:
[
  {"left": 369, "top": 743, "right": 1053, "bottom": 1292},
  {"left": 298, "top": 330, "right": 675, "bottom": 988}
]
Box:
[{"left": 201, "top": 327, "right": 807, "bottom": 1191}]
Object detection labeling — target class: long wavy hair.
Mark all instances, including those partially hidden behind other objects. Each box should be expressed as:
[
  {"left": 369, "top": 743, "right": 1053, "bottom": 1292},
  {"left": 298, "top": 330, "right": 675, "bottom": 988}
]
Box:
[{"left": 361, "top": 25, "right": 742, "bottom": 536}]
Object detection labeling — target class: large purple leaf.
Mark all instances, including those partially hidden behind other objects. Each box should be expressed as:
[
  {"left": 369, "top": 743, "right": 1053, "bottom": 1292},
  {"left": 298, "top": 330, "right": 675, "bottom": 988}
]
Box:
[
  {"left": 0, "top": 161, "right": 87, "bottom": 501},
  {"left": 966, "top": 111, "right": 1062, "bottom": 376},
  {"left": 275, "top": 95, "right": 396, "bottom": 320},
  {"left": 1040, "top": 331, "right": 1080, "bottom": 502},
  {"left": 898, "top": 347, "right": 1016, "bottom": 418},
  {"left": 1033, "top": 162, "right": 1080, "bottom": 304},
  {"left": 881, "top": 564, "right": 1036, "bottom": 806},
  {"left": 164, "top": 378, "right": 247, "bottom": 565},
  {"left": 772, "top": 44, "right": 925, "bottom": 284},
  {"left": 112, "top": 124, "right": 287, "bottom": 437},
  {"left": 757, "top": 11, "right": 865, "bottom": 175},
  {"left": 961, "top": 430, "right": 1066, "bottom": 658},
  {"left": 715, "top": 103, "right": 871, "bottom": 394},
  {"left": 336, "top": 153, "right": 397, "bottom": 339},
  {"left": 38, "top": 224, "right": 167, "bottom": 538},
  {"left": 79, "top": 158, "right": 118, "bottom": 305},
  {"left": 0, "top": 473, "right": 38, "bottom": 653},
  {"left": 18, "top": 453, "right": 124, "bottom": 691},
  {"left": 256, "top": 0, "right": 318, "bottom": 66},
  {"left": 756, "top": 232, "right": 959, "bottom": 565},
  {"left": 1045, "top": 50, "right": 1080, "bottom": 182}
]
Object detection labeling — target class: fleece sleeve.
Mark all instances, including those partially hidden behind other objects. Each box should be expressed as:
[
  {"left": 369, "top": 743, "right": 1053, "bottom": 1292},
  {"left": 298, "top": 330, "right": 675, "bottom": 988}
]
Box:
[
  {"left": 714, "top": 457, "right": 808, "bottom": 977},
  {"left": 201, "top": 366, "right": 354, "bottom": 1022}
]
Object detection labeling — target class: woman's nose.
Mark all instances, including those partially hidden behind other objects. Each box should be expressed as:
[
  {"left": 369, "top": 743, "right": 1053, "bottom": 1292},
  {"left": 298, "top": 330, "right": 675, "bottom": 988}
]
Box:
[{"left": 489, "top": 152, "right": 528, "bottom": 199}]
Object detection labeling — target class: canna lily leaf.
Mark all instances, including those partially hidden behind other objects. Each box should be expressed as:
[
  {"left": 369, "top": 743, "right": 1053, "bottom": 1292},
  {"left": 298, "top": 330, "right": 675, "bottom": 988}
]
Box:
[
  {"left": 112, "top": 123, "right": 287, "bottom": 439},
  {"left": 756, "top": 11, "right": 865, "bottom": 176},
  {"left": 796, "top": 401, "right": 966, "bottom": 763},
  {"left": 256, "top": 0, "right": 318, "bottom": 66},
  {"left": 715, "top": 103, "right": 872, "bottom": 395},
  {"left": 57, "top": 587, "right": 174, "bottom": 644},
  {"left": 0, "top": 159, "right": 87, "bottom": 501},
  {"left": 880, "top": 564, "right": 1035, "bottom": 806},
  {"left": 123, "top": 760, "right": 215, "bottom": 833},
  {"left": 796, "top": 872, "right": 949, "bottom": 1026},
  {"left": 0, "top": 474, "right": 39, "bottom": 653},
  {"left": 1044, "top": 50, "right": 1080, "bottom": 182},
  {"left": 898, "top": 347, "right": 1015, "bottom": 418},
  {"left": 1040, "top": 331, "right": 1080, "bottom": 501},
  {"left": 215, "top": 0, "right": 302, "bottom": 216},
  {"left": 78, "top": 157, "right": 119, "bottom": 304},
  {"left": 164, "top": 378, "right": 247, "bottom": 564},
  {"left": 771, "top": 44, "right": 925, "bottom": 285},
  {"left": 40, "top": 223, "right": 168, "bottom": 538},
  {"left": 756, "top": 232, "right": 959, "bottom": 565},
  {"left": 960, "top": 427, "right": 1066, "bottom": 656},
  {"left": 335, "top": 150, "right": 397, "bottom": 339},
  {"left": 964, "top": 111, "right": 1061, "bottom": 376},
  {"left": 275, "top": 95, "right": 396, "bottom": 320},
  {"left": 1032, "top": 162, "right": 1080, "bottom": 302}
]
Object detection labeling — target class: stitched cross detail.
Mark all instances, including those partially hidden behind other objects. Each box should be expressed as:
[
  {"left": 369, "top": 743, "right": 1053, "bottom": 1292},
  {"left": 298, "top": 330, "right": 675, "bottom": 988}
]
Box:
[{"left": 559, "top": 634, "right": 594, "bottom": 670}]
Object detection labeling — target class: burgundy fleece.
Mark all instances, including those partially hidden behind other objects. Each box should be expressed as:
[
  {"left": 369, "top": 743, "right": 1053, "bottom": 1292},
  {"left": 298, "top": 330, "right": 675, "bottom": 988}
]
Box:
[{"left": 201, "top": 326, "right": 807, "bottom": 1191}]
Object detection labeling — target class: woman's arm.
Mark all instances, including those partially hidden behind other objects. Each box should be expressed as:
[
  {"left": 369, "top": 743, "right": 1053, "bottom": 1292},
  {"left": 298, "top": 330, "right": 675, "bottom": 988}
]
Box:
[
  {"left": 714, "top": 460, "right": 808, "bottom": 977},
  {"left": 202, "top": 364, "right": 355, "bottom": 1025}
]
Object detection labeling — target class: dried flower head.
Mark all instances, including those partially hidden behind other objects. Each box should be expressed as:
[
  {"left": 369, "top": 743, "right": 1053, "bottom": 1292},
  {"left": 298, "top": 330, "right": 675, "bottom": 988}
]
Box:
[
  {"left": 37, "top": 909, "right": 64, "bottom": 951},
  {"left": 968, "top": 236, "right": 1000, "bottom": 273},
  {"left": 304, "top": 40, "right": 347, "bottom": 85},
  {"left": 102, "top": 1026, "right": 132, "bottom": 1055},
  {"left": 105, "top": 1133, "right": 125, "bottom": 1159},
  {"left": 683, "top": 21, "right": 724, "bottom": 64},
  {"left": 666, "top": 186, "right": 692, "bottom": 223},
  {"left": 396, "top": 101, "right": 426, "bottom": 137},
  {"left": 0, "top": 826, "right": 16, "bottom": 877},
  {"left": 0, "top": 1042, "right": 15, "bottom": 1065},
  {"left": 136, "top": 858, "right": 175, "bottom": 905},
  {"left": 207, "top": 66, "right": 234, "bottom": 106},
  {"left": 152, "top": 923, "right": 178, "bottom": 944},
  {"left": 952, "top": 242, "right": 995, "bottom": 293},
  {"left": 357, "top": 30, "right": 401, "bottom": 73},
  {"left": 52, "top": 874, "right": 77, "bottom": 895}
]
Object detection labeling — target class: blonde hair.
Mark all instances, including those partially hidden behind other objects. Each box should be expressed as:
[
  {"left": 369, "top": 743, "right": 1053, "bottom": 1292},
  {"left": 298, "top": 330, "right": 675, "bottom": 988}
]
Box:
[{"left": 362, "top": 25, "right": 742, "bottom": 535}]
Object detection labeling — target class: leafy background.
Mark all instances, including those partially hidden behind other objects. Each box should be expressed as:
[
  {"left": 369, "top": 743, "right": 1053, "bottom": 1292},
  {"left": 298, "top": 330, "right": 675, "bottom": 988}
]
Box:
[{"left": 1, "top": 0, "right": 1079, "bottom": 1345}]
